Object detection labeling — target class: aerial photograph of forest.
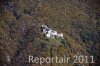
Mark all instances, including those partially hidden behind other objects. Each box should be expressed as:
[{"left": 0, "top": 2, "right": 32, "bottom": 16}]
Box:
[{"left": 0, "top": 0, "right": 100, "bottom": 66}]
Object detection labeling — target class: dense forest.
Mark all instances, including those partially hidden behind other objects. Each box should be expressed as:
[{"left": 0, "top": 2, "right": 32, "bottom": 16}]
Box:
[{"left": 0, "top": 0, "right": 100, "bottom": 66}]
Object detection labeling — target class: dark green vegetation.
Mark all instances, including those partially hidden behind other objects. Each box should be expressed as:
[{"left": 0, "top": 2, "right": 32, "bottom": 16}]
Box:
[{"left": 0, "top": 0, "right": 100, "bottom": 66}]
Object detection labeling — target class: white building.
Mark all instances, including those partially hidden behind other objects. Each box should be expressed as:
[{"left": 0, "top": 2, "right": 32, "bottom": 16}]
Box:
[
  {"left": 41, "top": 24, "right": 64, "bottom": 39},
  {"left": 6, "top": 54, "right": 11, "bottom": 62}
]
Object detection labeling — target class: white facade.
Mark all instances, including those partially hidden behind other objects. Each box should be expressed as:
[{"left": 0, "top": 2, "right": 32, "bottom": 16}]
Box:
[{"left": 41, "top": 24, "right": 64, "bottom": 39}]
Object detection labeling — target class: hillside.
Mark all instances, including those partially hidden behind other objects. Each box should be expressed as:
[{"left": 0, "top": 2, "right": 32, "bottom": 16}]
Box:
[{"left": 0, "top": 0, "right": 100, "bottom": 66}]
